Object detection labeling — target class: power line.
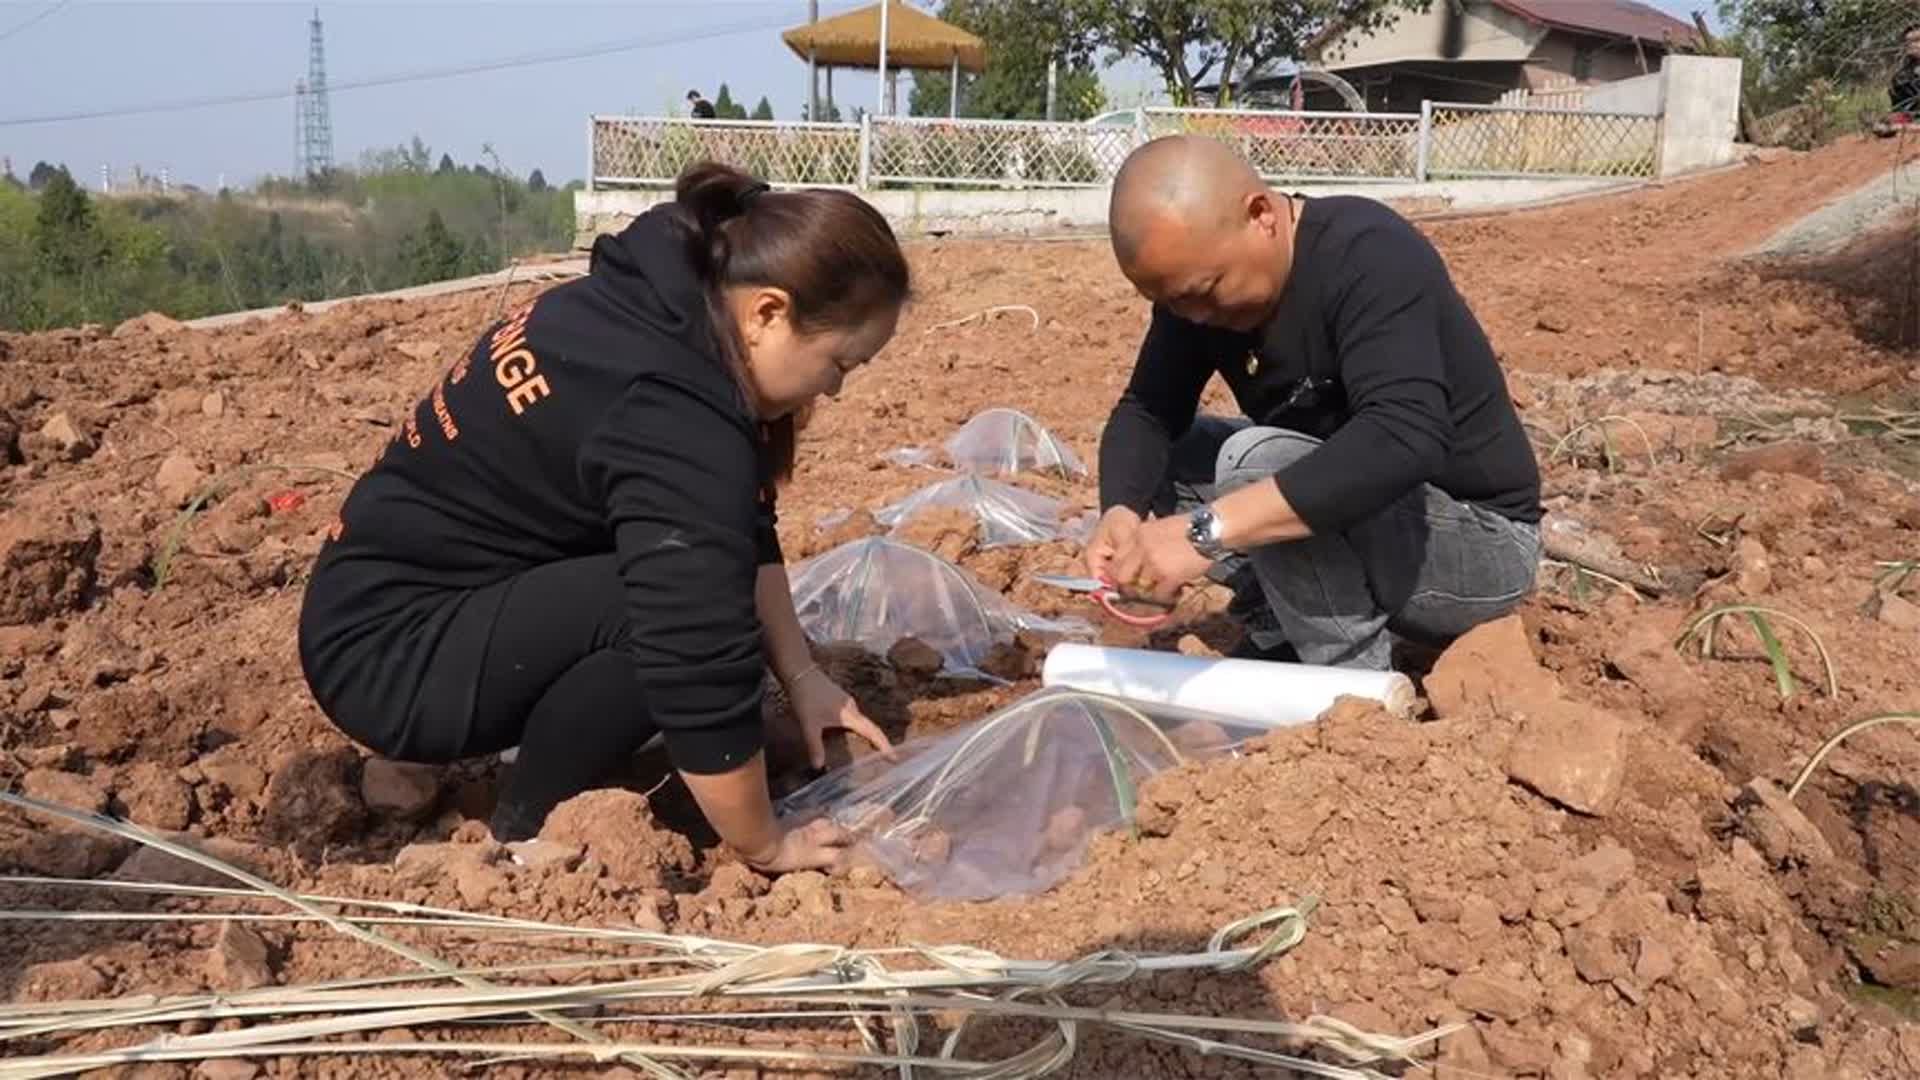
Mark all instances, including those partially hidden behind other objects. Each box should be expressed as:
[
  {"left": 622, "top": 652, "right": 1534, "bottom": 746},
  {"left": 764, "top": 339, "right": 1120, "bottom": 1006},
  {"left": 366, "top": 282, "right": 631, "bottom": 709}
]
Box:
[
  {"left": 0, "top": 0, "right": 72, "bottom": 45},
  {"left": 0, "top": 5, "right": 848, "bottom": 128}
]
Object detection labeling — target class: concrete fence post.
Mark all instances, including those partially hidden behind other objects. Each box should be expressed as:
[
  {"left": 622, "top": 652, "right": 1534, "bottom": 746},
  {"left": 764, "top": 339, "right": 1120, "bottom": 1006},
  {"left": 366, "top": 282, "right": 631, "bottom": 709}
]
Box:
[
  {"left": 584, "top": 116, "right": 596, "bottom": 193},
  {"left": 858, "top": 112, "right": 873, "bottom": 190},
  {"left": 1654, "top": 55, "right": 1742, "bottom": 177},
  {"left": 1415, "top": 100, "right": 1432, "bottom": 183}
]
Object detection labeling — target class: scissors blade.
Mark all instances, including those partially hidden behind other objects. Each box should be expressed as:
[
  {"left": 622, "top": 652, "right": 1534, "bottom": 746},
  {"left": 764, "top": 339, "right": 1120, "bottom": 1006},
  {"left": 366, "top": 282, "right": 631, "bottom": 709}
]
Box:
[{"left": 1032, "top": 573, "right": 1106, "bottom": 594}]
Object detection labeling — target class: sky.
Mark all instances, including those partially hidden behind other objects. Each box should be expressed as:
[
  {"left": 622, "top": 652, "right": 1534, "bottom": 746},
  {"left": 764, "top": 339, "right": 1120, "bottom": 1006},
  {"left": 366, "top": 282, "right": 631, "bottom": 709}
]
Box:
[{"left": 0, "top": 0, "right": 1711, "bottom": 192}]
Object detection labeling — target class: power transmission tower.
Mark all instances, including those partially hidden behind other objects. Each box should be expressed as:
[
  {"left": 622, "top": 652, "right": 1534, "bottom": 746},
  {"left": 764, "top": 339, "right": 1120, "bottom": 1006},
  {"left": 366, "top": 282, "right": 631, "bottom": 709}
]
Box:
[{"left": 297, "top": 8, "right": 334, "bottom": 179}]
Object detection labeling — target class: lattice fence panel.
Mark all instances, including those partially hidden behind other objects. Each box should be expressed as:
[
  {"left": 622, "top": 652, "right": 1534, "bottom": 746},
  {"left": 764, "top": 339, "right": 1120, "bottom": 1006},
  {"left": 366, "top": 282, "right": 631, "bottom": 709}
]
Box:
[
  {"left": 865, "top": 118, "right": 1137, "bottom": 187},
  {"left": 1425, "top": 106, "right": 1657, "bottom": 179},
  {"left": 591, "top": 117, "right": 862, "bottom": 188},
  {"left": 1142, "top": 109, "right": 1422, "bottom": 181}
]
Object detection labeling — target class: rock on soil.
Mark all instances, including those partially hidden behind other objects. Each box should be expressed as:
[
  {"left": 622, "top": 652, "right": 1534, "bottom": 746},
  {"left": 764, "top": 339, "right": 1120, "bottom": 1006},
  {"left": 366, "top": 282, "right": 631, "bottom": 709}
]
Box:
[
  {"left": 539, "top": 789, "right": 696, "bottom": 889},
  {"left": 20, "top": 768, "right": 110, "bottom": 814},
  {"left": 113, "top": 311, "right": 187, "bottom": 338},
  {"left": 206, "top": 922, "right": 275, "bottom": 989},
  {"left": 0, "top": 406, "right": 20, "bottom": 464},
  {"left": 885, "top": 635, "right": 945, "bottom": 678},
  {"left": 27, "top": 411, "right": 94, "bottom": 462},
  {"left": 259, "top": 749, "right": 366, "bottom": 851},
  {"left": 153, "top": 452, "right": 208, "bottom": 508},
  {"left": 1424, "top": 614, "right": 1557, "bottom": 719},
  {"left": 0, "top": 508, "right": 101, "bottom": 625},
  {"left": 111, "top": 833, "right": 273, "bottom": 889},
  {"left": 115, "top": 761, "right": 195, "bottom": 831},
  {"left": 359, "top": 758, "right": 441, "bottom": 820}
]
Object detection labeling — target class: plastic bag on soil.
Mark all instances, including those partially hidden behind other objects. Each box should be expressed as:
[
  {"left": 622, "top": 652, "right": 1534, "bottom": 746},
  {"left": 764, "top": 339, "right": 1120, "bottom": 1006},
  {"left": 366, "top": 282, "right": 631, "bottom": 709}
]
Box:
[
  {"left": 788, "top": 537, "right": 1092, "bottom": 676},
  {"left": 875, "top": 474, "right": 1088, "bottom": 548},
  {"left": 943, "top": 408, "right": 1087, "bottom": 480},
  {"left": 777, "top": 687, "right": 1261, "bottom": 899}
]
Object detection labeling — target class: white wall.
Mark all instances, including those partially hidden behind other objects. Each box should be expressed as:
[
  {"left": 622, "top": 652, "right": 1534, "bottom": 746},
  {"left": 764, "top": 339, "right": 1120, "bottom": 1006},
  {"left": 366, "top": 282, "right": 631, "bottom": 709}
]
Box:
[
  {"left": 576, "top": 176, "right": 1638, "bottom": 245},
  {"left": 1656, "top": 55, "right": 1743, "bottom": 176},
  {"left": 1584, "top": 70, "right": 1664, "bottom": 116}
]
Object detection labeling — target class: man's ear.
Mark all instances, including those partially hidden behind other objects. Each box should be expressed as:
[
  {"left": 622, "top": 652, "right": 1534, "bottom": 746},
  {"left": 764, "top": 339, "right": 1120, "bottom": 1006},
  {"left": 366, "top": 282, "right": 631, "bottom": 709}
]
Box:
[{"left": 1246, "top": 190, "right": 1279, "bottom": 237}]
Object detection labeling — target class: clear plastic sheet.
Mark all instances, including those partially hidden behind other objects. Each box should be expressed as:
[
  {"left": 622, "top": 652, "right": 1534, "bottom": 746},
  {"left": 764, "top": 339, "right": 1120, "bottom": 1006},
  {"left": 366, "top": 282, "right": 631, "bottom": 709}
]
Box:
[
  {"left": 943, "top": 408, "right": 1088, "bottom": 480},
  {"left": 787, "top": 537, "right": 1092, "bottom": 676},
  {"left": 875, "top": 474, "right": 1085, "bottom": 549},
  {"left": 776, "top": 687, "right": 1260, "bottom": 899}
]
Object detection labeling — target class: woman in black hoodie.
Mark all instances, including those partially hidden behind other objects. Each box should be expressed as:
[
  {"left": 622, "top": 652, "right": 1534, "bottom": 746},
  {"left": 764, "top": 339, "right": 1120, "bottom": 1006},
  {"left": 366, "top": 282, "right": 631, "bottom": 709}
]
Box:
[{"left": 297, "top": 163, "right": 910, "bottom": 875}]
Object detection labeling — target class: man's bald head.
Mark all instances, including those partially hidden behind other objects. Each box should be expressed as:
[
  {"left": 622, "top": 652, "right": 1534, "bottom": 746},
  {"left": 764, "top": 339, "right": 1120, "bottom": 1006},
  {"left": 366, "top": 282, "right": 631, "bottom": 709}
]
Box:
[
  {"left": 1105, "top": 135, "right": 1293, "bottom": 333},
  {"left": 1109, "top": 135, "right": 1267, "bottom": 268}
]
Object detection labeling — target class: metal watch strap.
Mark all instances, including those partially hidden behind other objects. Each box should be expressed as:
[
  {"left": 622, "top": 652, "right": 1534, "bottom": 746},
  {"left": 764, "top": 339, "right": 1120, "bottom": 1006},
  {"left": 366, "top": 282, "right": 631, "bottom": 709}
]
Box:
[{"left": 1188, "top": 506, "right": 1228, "bottom": 558}]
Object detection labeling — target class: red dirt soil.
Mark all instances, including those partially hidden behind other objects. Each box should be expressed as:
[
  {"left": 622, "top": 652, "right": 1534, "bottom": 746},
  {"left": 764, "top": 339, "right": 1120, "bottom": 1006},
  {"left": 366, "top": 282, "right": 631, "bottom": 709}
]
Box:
[{"left": 4, "top": 135, "right": 1920, "bottom": 1077}]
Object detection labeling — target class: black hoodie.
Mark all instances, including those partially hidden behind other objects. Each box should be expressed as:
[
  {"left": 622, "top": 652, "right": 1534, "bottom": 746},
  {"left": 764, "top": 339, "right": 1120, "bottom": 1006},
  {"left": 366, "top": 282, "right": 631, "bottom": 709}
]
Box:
[{"left": 297, "top": 205, "right": 780, "bottom": 774}]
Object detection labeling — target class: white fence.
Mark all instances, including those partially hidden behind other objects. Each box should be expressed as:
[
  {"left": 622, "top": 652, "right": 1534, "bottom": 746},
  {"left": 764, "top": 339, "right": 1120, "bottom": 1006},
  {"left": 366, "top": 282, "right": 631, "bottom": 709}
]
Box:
[{"left": 587, "top": 101, "right": 1662, "bottom": 192}]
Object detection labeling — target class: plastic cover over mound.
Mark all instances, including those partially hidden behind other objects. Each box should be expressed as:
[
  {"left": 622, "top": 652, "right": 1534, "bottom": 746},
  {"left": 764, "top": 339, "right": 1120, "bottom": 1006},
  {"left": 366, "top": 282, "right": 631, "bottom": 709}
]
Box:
[
  {"left": 875, "top": 474, "right": 1092, "bottom": 548},
  {"left": 788, "top": 537, "right": 1092, "bottom": 676},
  {"left": 777, "top": 687, "right": 1260, "bottom": 899},
  {"left": 943, "top": 408, "right": 1088, "bottom": 480}
]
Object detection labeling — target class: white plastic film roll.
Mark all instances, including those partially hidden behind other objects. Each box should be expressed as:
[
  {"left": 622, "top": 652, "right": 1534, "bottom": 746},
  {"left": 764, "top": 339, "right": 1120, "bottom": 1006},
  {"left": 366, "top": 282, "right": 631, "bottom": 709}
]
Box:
[{"left": 1040, "top": 643, "right": 1417, "bottom": 728}]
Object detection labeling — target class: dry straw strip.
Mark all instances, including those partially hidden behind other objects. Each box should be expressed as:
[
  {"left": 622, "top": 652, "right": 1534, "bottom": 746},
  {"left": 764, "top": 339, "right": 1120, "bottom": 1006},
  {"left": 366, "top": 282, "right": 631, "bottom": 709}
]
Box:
[{"left": 0, "top": 791, "right": 1451, "bottom": 1079}]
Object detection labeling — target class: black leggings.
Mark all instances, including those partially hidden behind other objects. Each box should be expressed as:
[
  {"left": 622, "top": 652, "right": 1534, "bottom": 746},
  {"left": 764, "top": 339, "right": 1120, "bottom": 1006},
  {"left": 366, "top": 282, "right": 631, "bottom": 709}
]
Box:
[{"left": 447, "top": 555, "right": 659, "bottom": 841}]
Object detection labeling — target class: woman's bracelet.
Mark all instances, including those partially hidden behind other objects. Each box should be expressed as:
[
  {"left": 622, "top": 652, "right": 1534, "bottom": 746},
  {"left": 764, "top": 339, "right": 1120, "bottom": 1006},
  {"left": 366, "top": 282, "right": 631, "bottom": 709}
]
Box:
[{"left": 783, "top": 662, "right": 827, "bottom": 689}]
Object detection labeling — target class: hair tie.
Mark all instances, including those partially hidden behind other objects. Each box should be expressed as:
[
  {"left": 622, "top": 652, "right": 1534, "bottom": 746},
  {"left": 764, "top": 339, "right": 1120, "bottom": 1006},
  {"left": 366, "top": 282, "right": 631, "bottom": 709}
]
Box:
[{"left": 740, "top": 181, "right": 771, "bottom": 208}]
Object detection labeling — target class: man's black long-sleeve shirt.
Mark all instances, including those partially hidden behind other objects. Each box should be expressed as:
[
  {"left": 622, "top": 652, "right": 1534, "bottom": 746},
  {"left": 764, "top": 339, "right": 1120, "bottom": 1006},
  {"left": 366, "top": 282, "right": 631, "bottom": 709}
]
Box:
[
  {"left": 1097, "top": 195, "right": 1541, "bottom": 535},
  {"left": 1894, "top": 60, "right": 1920, "bottom": 113},
  {"left": 299, "top": 205, "right": 781, "bottom": 775}
]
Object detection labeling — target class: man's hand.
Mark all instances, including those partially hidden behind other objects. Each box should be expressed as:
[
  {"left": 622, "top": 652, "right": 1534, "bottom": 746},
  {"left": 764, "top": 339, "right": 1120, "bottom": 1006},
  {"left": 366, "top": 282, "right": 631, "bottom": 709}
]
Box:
[
  {"left": 1085, "top": 506, "right": 1143, "bottom": 581},
  {"left": 1110, "top": 513, "right": 1213, "bottom": 605},
  {"left": 785, "top": 667, "right": 892, "bottom": 769}
]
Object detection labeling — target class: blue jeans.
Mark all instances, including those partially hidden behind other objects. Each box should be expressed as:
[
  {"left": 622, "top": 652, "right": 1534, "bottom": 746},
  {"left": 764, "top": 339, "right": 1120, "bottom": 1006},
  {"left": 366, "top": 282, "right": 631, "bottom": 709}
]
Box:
[{"left": 1158, "top": 417, "right": 1542, "bottom": 670}]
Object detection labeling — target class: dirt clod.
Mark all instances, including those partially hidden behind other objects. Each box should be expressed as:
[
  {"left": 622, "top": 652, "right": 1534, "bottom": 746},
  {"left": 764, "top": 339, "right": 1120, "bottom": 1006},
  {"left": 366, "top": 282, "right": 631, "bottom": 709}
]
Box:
[
  {"left": 885, "top": 636, "right": 945, "bottom": 678},
  {"left": 154, "top": 453, "right": 208, "bottom": 508},
  {"left": 359, "top": 758, "right": 441, "bottom": 820},
  {"left": 207, "top": 922, "right": 274, "bottom": 989},
  {"left": 539, "top": 789, "right": 695, "bottom": 888},
  {"left": 0, "top": 508, "right": 101, "bottom": 625},
  {"left": 259, "top": 750, "right": 365, "bottom": 851},
  {"left": 1506, "top": 701, "right": 1627, "bottom": 816},
  {"left": 1425, "top": 614, "right": 1556, "bottom": 719},
  {"left": 31, "top": 411, "right": 95, "bottom": 462},
  {"left": 21, "top": 768, "right": 109, "bottom": 814},
  {"left": 116, "top": 762, "right": 194, "bottom": 831}
]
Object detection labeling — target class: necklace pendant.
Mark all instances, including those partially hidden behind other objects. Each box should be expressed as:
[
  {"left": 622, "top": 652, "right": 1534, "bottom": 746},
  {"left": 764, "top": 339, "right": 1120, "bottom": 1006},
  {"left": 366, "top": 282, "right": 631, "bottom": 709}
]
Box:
[{"left": 1246, "top": 352, "right": 1260, "bottom": 376}]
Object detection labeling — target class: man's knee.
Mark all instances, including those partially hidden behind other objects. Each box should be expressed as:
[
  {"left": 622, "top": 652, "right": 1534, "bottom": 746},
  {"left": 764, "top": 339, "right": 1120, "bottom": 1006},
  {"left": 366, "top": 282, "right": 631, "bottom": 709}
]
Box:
[{"left": 1215, "top": 426, "right": 1321, "bottom": 490}]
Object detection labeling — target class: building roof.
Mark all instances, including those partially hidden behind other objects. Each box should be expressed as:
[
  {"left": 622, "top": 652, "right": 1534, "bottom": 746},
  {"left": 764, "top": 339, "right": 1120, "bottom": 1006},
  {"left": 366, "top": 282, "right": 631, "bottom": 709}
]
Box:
[
  {"left": 1490, "top": 0, "right": 1697, "bottom": 47},
  {"left": 781, "top": 1, "right": 987, "bottom": 74}
]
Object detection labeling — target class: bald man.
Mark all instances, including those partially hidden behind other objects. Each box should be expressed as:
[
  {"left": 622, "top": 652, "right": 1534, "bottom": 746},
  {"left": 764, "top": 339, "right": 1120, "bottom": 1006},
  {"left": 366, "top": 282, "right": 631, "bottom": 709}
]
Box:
[{"left": 1088, "top": 135, "right": 1542, "bottom": 670}]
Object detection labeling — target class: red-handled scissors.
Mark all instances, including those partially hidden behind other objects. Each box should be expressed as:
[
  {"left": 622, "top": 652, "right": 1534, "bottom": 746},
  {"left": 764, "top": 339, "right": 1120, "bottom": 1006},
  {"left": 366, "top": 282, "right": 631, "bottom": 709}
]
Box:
[{"left": 1032, "top": 573, "right": 1176, "bottom": 629}]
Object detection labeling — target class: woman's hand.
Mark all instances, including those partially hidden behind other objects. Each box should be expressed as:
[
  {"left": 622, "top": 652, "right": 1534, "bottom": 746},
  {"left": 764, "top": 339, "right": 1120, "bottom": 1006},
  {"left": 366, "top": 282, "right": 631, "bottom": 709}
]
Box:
[
  {"left": 744, "top": 816, "right": 858, "bottom": 874},
  {"left": 785, "top": 666, "right": 892, "bottom": 769}
]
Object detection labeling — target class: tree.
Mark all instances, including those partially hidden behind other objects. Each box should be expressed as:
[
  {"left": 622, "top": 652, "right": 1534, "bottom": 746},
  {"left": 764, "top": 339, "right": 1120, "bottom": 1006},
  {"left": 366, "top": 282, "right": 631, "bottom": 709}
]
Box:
[
  {"left": 713, "top": 83, "right": 750, "bottom": 119},
  {"left": 751, "top": 95, "right": 776, "bottom": 121},
  {"left": 402, "top": 209, "right": 465, "bottom": 284},
  {"left": 802, "top": 101, "right": 844, "bottom": 121},
  {"left": 909, "top": 0, "right": 1106, "bottom": 120},
  {"left": 28, "top": 161, "right": 60, "bottom": 191},
  {"left": 437, "top": 153, "right": 457, "bottom": 175},
  {"left": 527, "top": 168, "right": 549, "bottom": 193},
  {"left": 1717, "top": 0, "right": 1911, "bottom": 109},
  {"left": 35, "top": 167, "right": 105, "bottom": 277},
  {"left": 1069, "top": 0, "right": 1422, "bottom": 106}
]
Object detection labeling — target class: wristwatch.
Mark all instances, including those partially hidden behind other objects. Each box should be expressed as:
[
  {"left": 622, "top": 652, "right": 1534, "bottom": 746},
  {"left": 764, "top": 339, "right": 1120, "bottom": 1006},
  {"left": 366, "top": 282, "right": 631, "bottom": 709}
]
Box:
[{"left": 1187, "top": 506, "right": 1230, "bottom": 559}]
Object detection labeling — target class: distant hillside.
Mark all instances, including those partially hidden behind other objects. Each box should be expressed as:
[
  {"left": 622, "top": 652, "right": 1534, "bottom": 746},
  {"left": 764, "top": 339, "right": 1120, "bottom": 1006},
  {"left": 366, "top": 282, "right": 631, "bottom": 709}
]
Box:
[{"left": 1, "top": 148, "right": 575, "bottom": 332}]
